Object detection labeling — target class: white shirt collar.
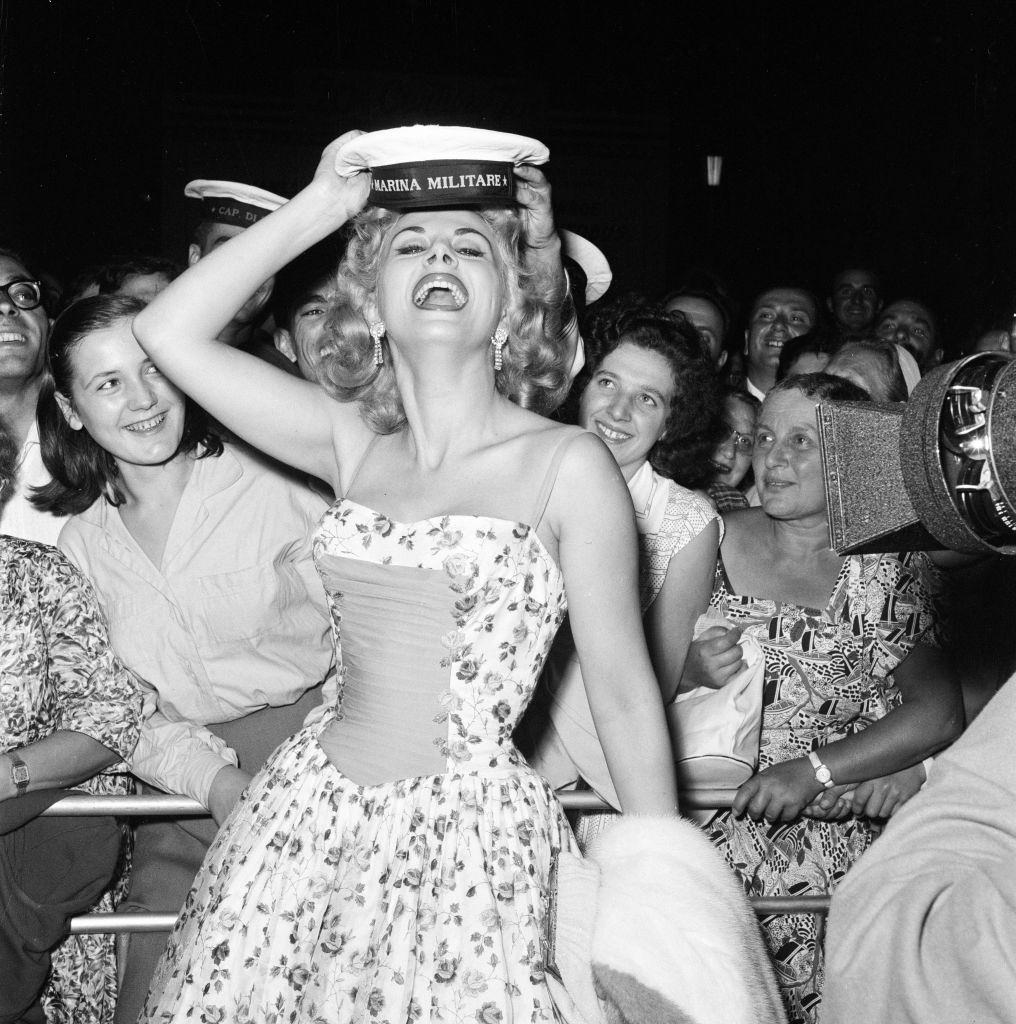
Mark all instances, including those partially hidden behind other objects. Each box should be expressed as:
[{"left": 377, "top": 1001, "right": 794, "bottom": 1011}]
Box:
[{"left": 626, "top": 461, "right": 668, "bottom": 535}]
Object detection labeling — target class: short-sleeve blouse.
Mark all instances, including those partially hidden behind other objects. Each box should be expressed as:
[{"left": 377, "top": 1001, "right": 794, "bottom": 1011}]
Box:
[{"left": 637, "top": 471, "right": 720, "bottom": 611}]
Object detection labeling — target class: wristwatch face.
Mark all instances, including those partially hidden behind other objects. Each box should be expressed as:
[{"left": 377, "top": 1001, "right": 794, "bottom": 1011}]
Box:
[
  {"left": 11, "top": 761, "right": 29, "bottom": 787},
  {"left": 816, "top": 765, "right": 832, "bottom": 785}
]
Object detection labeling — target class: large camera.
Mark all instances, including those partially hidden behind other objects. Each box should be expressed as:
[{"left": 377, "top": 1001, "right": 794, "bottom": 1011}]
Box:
[{"left": 819, "top": 353, "right": 1016, "bottom": 556}]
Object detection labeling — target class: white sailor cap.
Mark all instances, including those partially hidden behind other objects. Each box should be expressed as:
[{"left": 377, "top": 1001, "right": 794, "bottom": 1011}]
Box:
[
  {"left": 561, "top": 230, "right": 612, "bottom": 305},
  {"left": 336, "top": 125, "right": 549, "bottom": 209},
  {"left": 184, "top": 179, "right": 287, "bottom": 228}
]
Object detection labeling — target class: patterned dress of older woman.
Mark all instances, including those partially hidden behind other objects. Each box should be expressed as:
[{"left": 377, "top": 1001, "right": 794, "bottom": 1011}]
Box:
[
  {"left": 705, "top": 549, "right": 942, "bottom": 1024},
  {"left": 1, "top": 536, "right": 141, "bottom": 1023}
]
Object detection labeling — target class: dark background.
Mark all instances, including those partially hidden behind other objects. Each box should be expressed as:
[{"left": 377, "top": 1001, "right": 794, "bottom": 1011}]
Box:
[{"left": 3, "top": 1, "right": 1016, "bottom": 353}]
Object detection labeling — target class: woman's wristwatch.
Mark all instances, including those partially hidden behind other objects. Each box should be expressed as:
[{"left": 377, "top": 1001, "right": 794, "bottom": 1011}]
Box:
[
  {"left": 808, "top": 749, "right": 835, "bottom": 789},
  {"left": 6, "top": 753, "right": 29, "bottom": 797}
]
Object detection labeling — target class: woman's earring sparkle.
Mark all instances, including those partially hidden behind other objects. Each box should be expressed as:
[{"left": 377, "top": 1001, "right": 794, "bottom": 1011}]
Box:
[
  {"left": 369, "top": 321, "right": 386, "bottom": 367},
  {"left": 491, "top": 323, "right": 509, "bottom": 371}
]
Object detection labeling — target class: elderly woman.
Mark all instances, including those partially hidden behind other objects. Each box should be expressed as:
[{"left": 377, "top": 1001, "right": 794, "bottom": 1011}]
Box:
[
  {"left": 522, "top": 297, "right": 722, "bottom": 817},
  {"left": 686, "top": 373, "right": 964, "bottom": 1024},
  {"left": 129, "top": 129, "right": 680, "bottom": 1022},
  {"left": 0, "top": 417, "right": 142, "bottom": 1023}
]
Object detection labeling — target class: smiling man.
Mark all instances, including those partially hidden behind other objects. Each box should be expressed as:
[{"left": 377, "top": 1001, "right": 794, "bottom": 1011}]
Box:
[
  {"left": 827, "top": 267, "right": 882, "bottom": 338},
  {"left": 874, "top": 298, "right": 943, "bottom": 371},
  {"left": 743, "top": 285, "right": 819, "bottom": 399},
  {"left": 185, "top": 180, "right": 291, "bottom": 368},
  {"left": 0, "top": 248, "right": 67, "bottom": 544}
]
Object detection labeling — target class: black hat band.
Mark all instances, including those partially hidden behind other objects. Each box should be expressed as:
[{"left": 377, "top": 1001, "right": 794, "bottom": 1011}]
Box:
[
  {"left": 200, "top": 198, "right": 273, "bottom": 227},
  {"left": 369, "top": 160, "right": 515, "bottom": 209}
]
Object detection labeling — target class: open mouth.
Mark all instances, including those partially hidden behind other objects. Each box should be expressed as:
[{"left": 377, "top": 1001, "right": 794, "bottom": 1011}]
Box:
[
  {"left": 124, "top": 412, "right": 167, "bottom": 434},
  {"left": 0, "top": 331, "right": 27, "bottom": 344},
  {"left": 763, "top": 475, "right": 792, "bottom": 489},
  {"left": 710, "top": 458, "right": 732, "bottom": 475},
  {"left": 413, "top": 274, "right": 468, "bottom": 310},
  {"left": 594, "top": 421, "right": 632, "bottom": 443}
]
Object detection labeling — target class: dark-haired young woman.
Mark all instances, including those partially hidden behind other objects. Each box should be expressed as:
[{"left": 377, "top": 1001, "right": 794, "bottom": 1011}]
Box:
[
  {"left": 33, "top": 294, "right": 334, "bottom": 1022},
  {"left": 523, "top": 297, "right": 725, "bottom": 820}
]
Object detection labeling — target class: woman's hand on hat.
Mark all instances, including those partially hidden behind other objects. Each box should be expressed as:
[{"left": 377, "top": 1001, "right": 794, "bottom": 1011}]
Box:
[
  {"left": 514, "top": 164, "right": 559, "bottom": 254},
  {"left": 731, "top": 756, "right": 824, "bottom": 823},
  {"left": 315, "top": 131, "right": 372, "bottom": 220}
]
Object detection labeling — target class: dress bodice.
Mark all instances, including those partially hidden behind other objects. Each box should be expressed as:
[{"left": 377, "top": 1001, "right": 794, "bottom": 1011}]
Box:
[{"left": 313, "top": 499, "right": 567, "bottom": 783}]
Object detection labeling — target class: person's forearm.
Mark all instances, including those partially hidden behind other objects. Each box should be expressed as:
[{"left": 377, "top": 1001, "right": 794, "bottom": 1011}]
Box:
[
  {"left": 813, "top": 699, "right": 962, "bottom": 788},
  {"left": 526, "top": 235, "right": 579, "bottom": 363},
  {"left": 136, "top": 177, "right": 350, "bottom": 359},
  {"left": 596, "top": 693, "right": 680, "bottom": 816},
  {"left": 0, "top": 731, "right": 119, "bottom": 801},
  {"left": 130, "top": 714, "right": 238, "bottom": 807}
]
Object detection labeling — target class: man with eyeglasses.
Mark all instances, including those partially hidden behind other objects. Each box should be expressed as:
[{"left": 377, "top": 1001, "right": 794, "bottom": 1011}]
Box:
[
  {"left": 0, "top": 248, "right": 66, "bottom": 545},
  {"left": 706, "top": 387, "right": 759, "bottom": 513}
]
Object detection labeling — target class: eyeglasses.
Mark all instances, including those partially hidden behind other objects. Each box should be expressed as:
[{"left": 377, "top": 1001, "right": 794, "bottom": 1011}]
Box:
[
  {"left": 0, "top": 279, "right": 43, "bottom": 311},
  {"left": 722, "top": 424, "right": 755, "bottom": 454}
]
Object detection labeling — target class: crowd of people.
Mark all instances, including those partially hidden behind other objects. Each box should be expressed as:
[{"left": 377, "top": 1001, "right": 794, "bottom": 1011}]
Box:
[{"left": 1, "top": 125, "right": 1013, "bottom": 1024}]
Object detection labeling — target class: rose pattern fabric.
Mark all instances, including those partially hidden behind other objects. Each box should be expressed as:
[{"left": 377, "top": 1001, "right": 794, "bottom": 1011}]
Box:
[{"left": 141, "top": 501, "right": 576, "bottom": 1023}]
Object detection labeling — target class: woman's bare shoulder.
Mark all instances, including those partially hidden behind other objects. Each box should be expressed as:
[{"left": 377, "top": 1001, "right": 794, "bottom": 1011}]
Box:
[{"left": 720, "top": 507, "right": 770, "bottom": 549}]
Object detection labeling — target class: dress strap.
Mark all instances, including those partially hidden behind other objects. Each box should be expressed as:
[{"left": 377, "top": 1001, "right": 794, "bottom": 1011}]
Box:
[
  {"left": 530, "top": 431, "right": 584, "bottom": 532},
  {"left": 715, "top": 550, "right": 736, "bottom": 596},
  {"left": 342, "top": 431, "right": 383, "bottom": 496}
]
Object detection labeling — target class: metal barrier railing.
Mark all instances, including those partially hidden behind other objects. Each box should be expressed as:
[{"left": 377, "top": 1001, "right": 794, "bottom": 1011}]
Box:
[{"left": 49, "top": 791, "right": 831, "bottom": 933}]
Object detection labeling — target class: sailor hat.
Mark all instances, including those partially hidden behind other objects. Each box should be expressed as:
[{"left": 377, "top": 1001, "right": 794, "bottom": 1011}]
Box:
[
  {"left": 336, "top": 125, "right": 549, "bottom": 209},
  {"left": 184, "top": 179, "right": 288, "bottom": 228},
  {"left": 561, "top": 230, "right": 612, "bottom": 305}
]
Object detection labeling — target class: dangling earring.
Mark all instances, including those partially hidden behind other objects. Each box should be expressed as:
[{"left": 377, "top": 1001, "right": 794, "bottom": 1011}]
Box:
[
  {"left": 491, "top": 323, "right": 509, "bottom": 371},
  {"left": 369, "top": 321, "right": 386, "bottom": 367}
]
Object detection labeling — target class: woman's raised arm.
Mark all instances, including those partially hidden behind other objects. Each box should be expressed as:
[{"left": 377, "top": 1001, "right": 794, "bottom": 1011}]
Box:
[
  {"left": 549, "top": 433, "right": 680, "bottom": 817},
  {"left": 133, "top": 132, "right": 374, "bottom": 488}
]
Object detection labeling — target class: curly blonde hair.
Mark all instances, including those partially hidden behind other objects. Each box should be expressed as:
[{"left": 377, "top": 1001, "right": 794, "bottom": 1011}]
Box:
[{"left": 307, "top": 207, "right": 572, "bottom": 433}]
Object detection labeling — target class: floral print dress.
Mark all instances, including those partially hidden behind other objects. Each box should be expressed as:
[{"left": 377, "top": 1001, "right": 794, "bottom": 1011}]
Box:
[
  {"left": 0, "top": 536, "right": 141, "bottom": 1023},
  {"left": 704, "top": 550, "right": 942, "bottom": 1024},
  {"left": 141, "top": 498, "right": 576, "bottom": 1023}
]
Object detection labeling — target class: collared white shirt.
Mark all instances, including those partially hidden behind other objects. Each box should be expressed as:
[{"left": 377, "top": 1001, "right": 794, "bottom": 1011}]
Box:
[
  {"left": 0, "top": 420, "right": 68, "bottom": 546},
  {"left": 59, "top": 443, "right": 334, "bottom": 805},
  {"left": 626, "top": 460, "right": 667, "bottom": 537},
  {"left": 745, "top": 376, "right": 767, "bottom": 402}
]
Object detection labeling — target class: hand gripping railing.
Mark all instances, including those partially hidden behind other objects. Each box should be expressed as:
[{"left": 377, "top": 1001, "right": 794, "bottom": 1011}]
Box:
[{"left": 41, "top": 791, "right": 830, "bottom": 934}]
